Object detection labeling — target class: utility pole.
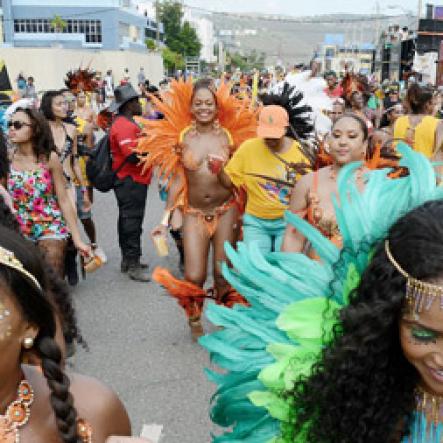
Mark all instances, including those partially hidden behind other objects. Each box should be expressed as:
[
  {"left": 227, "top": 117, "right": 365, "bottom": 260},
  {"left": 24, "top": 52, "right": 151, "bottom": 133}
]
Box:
[
  {"left": 155, "top": 0, "right": 160, "bottom": 43},
  {"left": 375, "top": 1, "right": 380, "bottom": 45},
  {"left": 417, "top": 0, "right": 422, "bottom": 29},
  {"left": 218, "top": 40, "right": 225, "bottom": 72}
]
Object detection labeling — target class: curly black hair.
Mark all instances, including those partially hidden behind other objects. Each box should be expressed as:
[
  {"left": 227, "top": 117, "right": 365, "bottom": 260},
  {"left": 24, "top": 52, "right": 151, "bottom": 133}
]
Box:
[{"left": 291, "top": 200, "right": 443, "bottom": 443}]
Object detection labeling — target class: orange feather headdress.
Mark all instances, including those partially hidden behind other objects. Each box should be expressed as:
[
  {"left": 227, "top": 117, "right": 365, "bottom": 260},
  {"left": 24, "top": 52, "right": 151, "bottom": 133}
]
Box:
[
  {"left": 136, "top": 78, "right": 258, "bottom": 205},
  {"left": 65, "top": 67, "right": 97, "bottom": 94}
]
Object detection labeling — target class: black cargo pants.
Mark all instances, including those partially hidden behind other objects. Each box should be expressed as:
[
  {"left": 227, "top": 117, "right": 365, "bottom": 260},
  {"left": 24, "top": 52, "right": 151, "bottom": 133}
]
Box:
[{"left": 114, "top": 176, "right": 148, "bottom": 264}]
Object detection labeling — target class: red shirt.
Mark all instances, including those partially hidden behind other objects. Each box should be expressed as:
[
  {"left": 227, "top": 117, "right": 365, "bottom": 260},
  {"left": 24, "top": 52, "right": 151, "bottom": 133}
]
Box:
[
  {"left": 110, "top": 115, "right": 151, "bottom": 185},
  {"left": 324, "top": 85, "right": 343, "bottom": 98}
]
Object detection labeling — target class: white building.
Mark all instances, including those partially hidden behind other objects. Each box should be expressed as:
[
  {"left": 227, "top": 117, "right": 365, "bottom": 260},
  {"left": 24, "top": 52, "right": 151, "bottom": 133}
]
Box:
[
  {"left": 132, "top": 1, "right": 216, "bottom": 63},
  {"left": 183, "top": 8, "right": 216, "bottom": 63}
]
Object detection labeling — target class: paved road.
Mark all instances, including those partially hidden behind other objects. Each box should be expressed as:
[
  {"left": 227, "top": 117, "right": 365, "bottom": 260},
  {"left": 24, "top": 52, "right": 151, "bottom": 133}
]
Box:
[{"left": 72, "top": 183, "right": 218, "bottom": 442}]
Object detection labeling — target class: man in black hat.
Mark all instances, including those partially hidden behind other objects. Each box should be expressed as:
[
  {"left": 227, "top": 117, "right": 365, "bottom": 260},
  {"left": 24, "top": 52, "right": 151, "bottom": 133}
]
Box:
[{"left": 109, "top": 84, "right": 151, "bottom": 282}]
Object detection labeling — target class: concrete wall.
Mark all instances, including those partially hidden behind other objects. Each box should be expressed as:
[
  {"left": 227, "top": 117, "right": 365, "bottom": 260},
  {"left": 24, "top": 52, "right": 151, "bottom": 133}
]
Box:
[{"left": 0, "top": 47, "right": 164, "bottom": 91}]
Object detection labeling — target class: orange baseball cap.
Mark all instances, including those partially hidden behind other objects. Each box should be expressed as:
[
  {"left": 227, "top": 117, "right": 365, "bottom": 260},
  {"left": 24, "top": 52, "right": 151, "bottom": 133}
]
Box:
[{"left": 257, "top": 105, "right": 289, "bottom": 139}]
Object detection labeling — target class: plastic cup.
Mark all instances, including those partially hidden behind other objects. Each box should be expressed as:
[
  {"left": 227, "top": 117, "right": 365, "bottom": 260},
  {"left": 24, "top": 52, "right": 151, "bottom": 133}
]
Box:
[
  {"left": 152, "top": 233, "right": 169, "bottom": 257},
  {"left": 83, "top": 255, "right": 103, "bottom": 273},
  {"left": 208, "top": 154, "right": 225, "bottom": 174}
]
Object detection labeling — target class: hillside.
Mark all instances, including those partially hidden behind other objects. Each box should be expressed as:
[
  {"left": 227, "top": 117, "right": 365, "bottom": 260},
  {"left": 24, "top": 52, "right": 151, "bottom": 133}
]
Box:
[{"left": 207, "top": 12, "right": 412, "bottom": 65}]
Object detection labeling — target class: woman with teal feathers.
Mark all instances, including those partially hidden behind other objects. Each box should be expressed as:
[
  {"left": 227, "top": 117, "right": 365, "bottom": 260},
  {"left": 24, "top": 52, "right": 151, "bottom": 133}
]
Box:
[{"left": 200, "top": 142, "right": 443, "bottom": 442}]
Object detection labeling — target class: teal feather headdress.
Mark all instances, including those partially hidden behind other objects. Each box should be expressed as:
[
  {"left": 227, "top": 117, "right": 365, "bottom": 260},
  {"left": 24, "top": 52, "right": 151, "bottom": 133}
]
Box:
[{"left": 200, "top": 143, "right": 443, "bottom": 442}]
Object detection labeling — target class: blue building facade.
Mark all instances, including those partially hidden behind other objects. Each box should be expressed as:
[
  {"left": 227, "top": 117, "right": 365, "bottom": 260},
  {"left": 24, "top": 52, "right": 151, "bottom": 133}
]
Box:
[{"left": 1, "top": 0, "right": 164, "bottom": 51}]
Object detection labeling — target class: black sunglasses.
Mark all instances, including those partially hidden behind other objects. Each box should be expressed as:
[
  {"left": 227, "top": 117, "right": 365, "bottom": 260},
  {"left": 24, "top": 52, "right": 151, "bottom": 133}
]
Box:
[{"left": 7, "top": 121, "right": 31, "bottom": 130}]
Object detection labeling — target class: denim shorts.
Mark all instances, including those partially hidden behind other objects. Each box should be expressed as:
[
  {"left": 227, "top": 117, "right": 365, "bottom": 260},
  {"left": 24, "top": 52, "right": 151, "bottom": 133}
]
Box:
[
  {"left": 242, "top": 213, "right": 286, "bottom": 254},
  {"left": 76, "top": 186, "right": 92, "bottom": 220}
]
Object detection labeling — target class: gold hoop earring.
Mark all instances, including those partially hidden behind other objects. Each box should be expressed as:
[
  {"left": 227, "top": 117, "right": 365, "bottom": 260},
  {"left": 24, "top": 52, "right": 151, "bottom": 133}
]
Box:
[{"left": 23, "top": 337, "right": 34, "bottom": 349}]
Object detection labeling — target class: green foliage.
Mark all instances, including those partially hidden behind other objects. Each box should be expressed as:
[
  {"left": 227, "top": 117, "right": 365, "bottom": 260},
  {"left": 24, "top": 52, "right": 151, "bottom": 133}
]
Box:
[
  {"left": 178, "top": 21, "right": 202, "bottom": 57},
  {"left": 50, "top": 15, "right": 67, "bottom": 32},
  {"left": 162, "top": 47, "right": 185, "bottom": 72},
  {"left": 156, "top": 0, "right": 202, "bottom": 57},
  {"left": 145, "top": 38, "right": 157, "bottom": 51},
  {"left": 226, "top": 49, "right": 266, "bottom": 71}
]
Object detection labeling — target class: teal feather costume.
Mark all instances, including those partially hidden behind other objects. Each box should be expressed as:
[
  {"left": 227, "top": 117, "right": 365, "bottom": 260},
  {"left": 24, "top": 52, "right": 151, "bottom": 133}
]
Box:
[{"left": 200, "top": 144, "right": 443, "bottom": 442}]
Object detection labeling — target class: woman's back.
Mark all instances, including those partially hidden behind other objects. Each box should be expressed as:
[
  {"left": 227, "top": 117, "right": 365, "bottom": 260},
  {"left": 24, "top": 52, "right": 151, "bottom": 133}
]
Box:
[{"left": 394, "top": 115, "right": 439, "bottom": 158}]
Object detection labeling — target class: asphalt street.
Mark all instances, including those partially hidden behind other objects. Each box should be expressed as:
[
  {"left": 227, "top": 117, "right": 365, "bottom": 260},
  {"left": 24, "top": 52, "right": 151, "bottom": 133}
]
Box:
[{"left": 72, "top": 182, "right": 219, "bottom": 443}]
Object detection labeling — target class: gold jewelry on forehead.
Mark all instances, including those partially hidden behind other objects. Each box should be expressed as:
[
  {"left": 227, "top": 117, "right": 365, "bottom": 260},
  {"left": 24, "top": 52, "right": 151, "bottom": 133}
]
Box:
[
  {"left": 385, "top": 240, "right": 443, "bottom": 313},
  {"left": 0, "top": 246, "right": 41, "bottom": 291}
]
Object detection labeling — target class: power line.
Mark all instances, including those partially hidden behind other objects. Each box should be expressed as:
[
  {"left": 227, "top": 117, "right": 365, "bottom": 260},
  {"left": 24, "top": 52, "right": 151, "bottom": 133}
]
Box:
[
  {"left": 0, "top": 3, "right": 414, "bottom": 26},
  {"left": 180, "top": 3, "right": 414, "bottom": 25}
]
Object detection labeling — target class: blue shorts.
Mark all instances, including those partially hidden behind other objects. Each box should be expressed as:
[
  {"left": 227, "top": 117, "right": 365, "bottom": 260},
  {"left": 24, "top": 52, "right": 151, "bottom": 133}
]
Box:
[
  {"left": 76, "top": 186, "right": 92, "bottom": 220},
  {"left": 242, "top": 213, "right": 286, "bottom": 254}
]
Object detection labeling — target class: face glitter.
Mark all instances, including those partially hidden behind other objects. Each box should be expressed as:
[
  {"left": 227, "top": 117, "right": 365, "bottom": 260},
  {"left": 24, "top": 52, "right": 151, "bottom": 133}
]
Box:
[{"left": 0, "top": 301, "right": 12, "bottom": 341}]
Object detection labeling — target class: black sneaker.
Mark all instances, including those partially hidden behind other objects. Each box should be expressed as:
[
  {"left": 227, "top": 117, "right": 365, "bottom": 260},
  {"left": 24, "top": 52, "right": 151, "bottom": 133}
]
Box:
[
  {"left": 127, "top": 263, "right": 151, "bottom": 282},
  {"left": 121, "top": 258, "right": 149, "bottom": 273}
]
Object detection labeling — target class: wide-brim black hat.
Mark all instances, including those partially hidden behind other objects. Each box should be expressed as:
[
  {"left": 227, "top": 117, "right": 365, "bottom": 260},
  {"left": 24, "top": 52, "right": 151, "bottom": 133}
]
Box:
[{"left": 109, "top": 84, "right": 139, "bottom": 113}]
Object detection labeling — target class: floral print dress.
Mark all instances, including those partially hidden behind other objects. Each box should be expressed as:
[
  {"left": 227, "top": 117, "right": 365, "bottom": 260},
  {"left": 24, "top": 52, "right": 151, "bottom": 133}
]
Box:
[{"left": 8, "top": 163, "right": 69, "bottom": 241}]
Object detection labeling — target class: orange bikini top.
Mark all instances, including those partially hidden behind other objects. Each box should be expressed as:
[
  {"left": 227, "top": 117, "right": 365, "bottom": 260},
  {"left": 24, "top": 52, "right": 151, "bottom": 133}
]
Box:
[{"left": 179, "top": 126, "right": 234, "bottom": 171}]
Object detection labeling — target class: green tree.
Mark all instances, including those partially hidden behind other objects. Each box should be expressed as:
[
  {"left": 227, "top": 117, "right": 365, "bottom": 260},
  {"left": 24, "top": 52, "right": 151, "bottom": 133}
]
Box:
[
  {"left": 162, "top": 47, "right": 185, "bottom": 72},
  {"left": 178, "top": 21, "right": 202, "bottom": 57},
  {"left": 145, "top": 38, "right": 157, "bottom": 51},
  {"left": 50, "top": 15, "right": 67, "bottom": 33},
  {"left": 156, "top": 1, "right": 202, "bottom": 58},
  {"left": 246, "top": 49, "right": 266, "bottom": 71},
  {"left": 227, "top": 51, "right": 248, "bottom": 71},
  {"left": 157, "top": 1, "right": 184, "bottom": 53}
]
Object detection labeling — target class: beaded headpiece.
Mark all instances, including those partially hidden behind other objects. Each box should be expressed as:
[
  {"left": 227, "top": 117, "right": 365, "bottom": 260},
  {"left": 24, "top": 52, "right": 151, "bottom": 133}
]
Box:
[
  {"left": 0, "top": 246, "right": 41, "bottom": 291},
  {"left": 385, "top": 240, "right": 443, "bottom": 314}
]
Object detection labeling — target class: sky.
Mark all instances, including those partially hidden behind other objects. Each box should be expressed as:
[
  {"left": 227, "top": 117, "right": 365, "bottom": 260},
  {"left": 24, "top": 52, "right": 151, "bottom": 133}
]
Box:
[{"left": 183, "top": 0, "right": 435, "bottom": 16}]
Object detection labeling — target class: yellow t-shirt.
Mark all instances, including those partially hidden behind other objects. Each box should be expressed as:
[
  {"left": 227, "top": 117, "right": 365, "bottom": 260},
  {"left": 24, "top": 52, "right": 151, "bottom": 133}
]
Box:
[
  {"left": 393, "top": 115, "right": 439, "bottom": 159},
  {"left": 225, "top": 137, "right": 310, "bottom": 219}
]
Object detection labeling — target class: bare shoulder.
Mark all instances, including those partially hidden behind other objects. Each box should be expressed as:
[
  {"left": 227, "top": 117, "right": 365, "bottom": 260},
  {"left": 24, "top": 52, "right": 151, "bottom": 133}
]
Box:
[
  {"left": 63, "top": 122, "right": 77, "bottom": 137},
  {"left": 69, "top": 372, "right": 131, "bottom": 437},
  {"left": 297, "top": 169, "right": 316, "bottom": 189},
  {"left": 48, "top": 151, "right": 61, "bottom": 168}
]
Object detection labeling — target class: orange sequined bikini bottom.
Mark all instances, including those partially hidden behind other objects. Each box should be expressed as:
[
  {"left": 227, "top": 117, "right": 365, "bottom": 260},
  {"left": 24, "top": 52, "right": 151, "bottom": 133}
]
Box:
[{"left": 183, "top": 197, "right": 238, "bottom": 238}]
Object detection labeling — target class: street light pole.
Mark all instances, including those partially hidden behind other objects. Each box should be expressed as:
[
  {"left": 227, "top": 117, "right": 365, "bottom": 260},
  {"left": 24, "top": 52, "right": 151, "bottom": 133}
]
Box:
[{"left": 155, "top": 0, "right": 160, "bottom": 43}]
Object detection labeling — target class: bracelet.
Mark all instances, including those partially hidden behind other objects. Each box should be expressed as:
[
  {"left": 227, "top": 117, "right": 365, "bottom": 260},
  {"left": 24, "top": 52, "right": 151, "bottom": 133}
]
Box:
[
  {"left": 80, "top": 186, "right": 87, "bottom": 194},
  {"left": 160, "top": 209, "right": 172, "bottom": 227}
]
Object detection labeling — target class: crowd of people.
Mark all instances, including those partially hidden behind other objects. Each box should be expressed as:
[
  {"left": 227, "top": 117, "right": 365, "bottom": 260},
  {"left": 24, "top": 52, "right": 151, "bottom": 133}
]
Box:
[{"left": 0, "top": 60, "right": 443, "bottom": 442}]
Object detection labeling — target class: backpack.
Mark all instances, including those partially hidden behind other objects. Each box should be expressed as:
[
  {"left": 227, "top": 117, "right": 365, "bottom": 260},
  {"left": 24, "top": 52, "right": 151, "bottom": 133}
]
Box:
[{"left": 86, "top": 134, "right": 130, "bottom": 192}]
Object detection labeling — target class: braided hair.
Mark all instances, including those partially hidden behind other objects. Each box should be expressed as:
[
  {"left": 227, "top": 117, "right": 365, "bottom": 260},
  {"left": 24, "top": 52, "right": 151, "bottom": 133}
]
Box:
[
  {"left": 0, "top": 194, "right": 86, "bottom": 349},
  {"left": 0, "top": 225, "right": 80, "bottom": 442}
]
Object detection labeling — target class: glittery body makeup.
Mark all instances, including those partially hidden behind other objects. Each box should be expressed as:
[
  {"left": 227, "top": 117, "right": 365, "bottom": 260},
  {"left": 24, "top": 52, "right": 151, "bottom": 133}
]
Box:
[{"left": 0, "top": 300, "right": 12, "bottom": 341}]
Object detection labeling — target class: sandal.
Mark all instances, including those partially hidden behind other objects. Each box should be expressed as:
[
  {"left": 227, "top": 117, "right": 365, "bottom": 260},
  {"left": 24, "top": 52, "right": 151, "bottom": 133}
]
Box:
[{"left": 188, "top": 318, "right": 204, "bottom": 342}]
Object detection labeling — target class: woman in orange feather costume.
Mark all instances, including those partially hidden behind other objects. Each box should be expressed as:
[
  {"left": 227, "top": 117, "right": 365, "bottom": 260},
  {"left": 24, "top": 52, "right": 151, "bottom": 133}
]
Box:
[{"left": 137, "top": 78, "right": 257, "bottom": 340}]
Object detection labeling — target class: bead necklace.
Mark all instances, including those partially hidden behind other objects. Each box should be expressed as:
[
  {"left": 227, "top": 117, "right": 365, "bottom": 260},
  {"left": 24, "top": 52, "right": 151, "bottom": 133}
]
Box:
[
  {"left": 0, "top": 379, "right": 34, "bottom": 443},
  {"left": 329, "top": 164, "right": 364, "bottom": 182}
]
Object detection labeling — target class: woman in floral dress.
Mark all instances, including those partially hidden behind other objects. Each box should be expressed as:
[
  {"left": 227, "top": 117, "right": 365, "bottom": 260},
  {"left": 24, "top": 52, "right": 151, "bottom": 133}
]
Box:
[{"left": 7, "top": 107, "right": 90, "bottom": 277}]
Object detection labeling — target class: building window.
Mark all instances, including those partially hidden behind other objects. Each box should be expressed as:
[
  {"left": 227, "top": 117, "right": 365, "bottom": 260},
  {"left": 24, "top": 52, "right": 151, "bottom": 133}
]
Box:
[{"left": 13, "top": 18, "right": 102, "bottom": 44}]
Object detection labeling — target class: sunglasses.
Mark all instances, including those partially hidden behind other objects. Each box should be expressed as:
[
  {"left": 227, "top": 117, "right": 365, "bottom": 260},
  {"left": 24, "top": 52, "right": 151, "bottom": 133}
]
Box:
[{"left": 7, "top": 121, "right": 31, "bottom": 130}]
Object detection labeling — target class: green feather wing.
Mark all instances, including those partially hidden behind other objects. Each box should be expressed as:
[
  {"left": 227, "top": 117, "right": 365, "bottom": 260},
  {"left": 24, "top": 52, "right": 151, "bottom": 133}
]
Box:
[{"left": 201, "top": 144, "right": 443, "bottom": 442}]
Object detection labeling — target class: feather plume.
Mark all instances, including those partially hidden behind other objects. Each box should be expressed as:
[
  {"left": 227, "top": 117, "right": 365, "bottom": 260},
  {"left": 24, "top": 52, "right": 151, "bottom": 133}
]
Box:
[{"left": 201, "top": 144, "right": 443, "bottom": 442}]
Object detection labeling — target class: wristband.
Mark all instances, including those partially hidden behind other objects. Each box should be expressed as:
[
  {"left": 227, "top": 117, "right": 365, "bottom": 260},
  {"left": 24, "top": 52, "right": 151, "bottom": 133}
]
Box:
[{"left": 81, "top": 186, "right": 87, "bottom": 194}]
